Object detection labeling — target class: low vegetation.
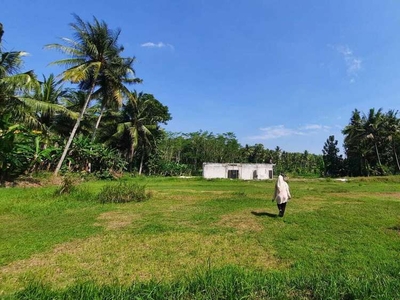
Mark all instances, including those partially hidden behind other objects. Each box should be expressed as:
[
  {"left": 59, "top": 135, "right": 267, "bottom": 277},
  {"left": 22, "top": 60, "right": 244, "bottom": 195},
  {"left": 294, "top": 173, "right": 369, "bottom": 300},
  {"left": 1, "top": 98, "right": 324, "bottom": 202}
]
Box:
[
  {"left": 0, "top": 176, "right": 399, "bottom": 299},
  {"left": 98, "top": 181, "right": 151, "bottom": 203}
]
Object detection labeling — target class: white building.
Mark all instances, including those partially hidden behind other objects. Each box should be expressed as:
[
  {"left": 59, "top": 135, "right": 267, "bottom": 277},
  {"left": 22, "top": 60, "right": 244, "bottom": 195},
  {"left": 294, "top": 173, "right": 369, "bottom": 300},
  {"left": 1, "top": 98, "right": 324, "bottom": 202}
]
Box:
[{"left": 203, "top": 163, "right": 274, "bottom": 180}]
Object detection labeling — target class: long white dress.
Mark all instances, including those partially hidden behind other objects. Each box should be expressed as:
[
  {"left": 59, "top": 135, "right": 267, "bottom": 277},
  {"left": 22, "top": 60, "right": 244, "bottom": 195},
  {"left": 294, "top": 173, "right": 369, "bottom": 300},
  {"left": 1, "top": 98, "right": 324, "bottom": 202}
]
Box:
[{"left": 274, "top": 175, "right": 291, "bottom": 204}]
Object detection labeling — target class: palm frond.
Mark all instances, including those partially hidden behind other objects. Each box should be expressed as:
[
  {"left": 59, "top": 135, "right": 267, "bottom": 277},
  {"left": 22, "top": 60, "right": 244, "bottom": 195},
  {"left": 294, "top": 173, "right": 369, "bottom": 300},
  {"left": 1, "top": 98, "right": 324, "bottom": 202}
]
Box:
[
  {"left": 0, "top": 71, "right": 39, "bottom": 93},
  {"left": 47, "top": 58, "right": 86, "bottom": 69},
  {"left": 45, "top": 43, "right": 77, "bottom": 55},
  {"left": 62, "top": 61, "right": 101, "bottom": 83},
  {"left": 17, "top": 97, "right": 78, "bottom": 119}
]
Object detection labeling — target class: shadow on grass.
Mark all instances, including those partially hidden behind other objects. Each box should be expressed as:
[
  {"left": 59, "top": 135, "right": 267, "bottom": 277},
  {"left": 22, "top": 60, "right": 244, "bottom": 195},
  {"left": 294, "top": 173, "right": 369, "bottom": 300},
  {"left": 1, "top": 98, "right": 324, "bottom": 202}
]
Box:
[{"left": 251, "top": 211, "right": 278, "bottom": 218}]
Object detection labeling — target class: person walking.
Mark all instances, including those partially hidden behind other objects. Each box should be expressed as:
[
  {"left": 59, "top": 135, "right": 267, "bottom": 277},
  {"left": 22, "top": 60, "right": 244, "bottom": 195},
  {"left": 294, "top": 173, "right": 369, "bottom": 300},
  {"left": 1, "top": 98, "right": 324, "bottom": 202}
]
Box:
[{"left": 272, "top": 174, "right": 291, "bottom": 217}]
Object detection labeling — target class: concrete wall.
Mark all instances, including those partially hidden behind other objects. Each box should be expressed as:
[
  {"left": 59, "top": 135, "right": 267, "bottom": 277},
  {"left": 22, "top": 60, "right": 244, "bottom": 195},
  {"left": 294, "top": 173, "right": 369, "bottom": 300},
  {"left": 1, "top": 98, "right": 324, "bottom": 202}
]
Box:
[{"left": 203, "top": 163, "right": 274, "bottom": 180}]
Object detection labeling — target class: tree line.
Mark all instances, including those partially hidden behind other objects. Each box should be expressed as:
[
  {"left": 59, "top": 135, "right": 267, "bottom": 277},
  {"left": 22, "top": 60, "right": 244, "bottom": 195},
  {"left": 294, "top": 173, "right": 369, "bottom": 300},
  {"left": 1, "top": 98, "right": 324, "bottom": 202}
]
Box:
[
  {"left": 0, "top": 16, "right": 325, "bottom": 184},
  {"left": 1, "top": 17, "right": 399, "bottom": 184},
  {"left": 149, "top": 131, "right": 324, "bottom": 176},
  {"left": 323, "top": 108, "right": 400, "bottom": 177}
]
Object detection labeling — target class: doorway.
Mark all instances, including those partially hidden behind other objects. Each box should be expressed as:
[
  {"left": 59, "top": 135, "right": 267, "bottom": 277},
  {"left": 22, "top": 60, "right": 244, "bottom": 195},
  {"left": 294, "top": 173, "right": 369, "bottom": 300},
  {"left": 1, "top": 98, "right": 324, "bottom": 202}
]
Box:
[{"left": 228, "top": 170, "right": 239, "bottom": 179}]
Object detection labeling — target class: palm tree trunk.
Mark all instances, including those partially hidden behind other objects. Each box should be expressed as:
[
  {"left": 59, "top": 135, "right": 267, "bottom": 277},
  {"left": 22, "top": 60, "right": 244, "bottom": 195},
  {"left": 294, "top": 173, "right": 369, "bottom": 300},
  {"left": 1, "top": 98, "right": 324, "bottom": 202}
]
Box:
[
  {"left": 128, "top": 146, "right": 135, "bottom": 172},
  {"left": 365, "top": 158, "right": 370, "bottom": 177},
  {"left": 374, "top": 142, "right": 383, "bottom": 171},
  {"left": 54, "top": 83, "right": 95, "bottom": 176},
  {"left": 393, "top": 141, "right": 400, "bottom": 172},
  {"left": 139, "top": 152, "right": 144, "bottom": 175},
  {"left": 91, "top": 105, "right": 105, "bottom": 142},
  {"left": 375, "top": 143, "right": 382, "bottom": 165}
]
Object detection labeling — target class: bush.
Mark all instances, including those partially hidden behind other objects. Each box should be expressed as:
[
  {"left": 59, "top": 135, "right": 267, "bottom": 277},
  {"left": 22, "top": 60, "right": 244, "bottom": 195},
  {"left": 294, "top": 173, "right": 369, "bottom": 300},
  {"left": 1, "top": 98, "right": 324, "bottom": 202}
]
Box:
[
  {"left": 98, "top": 182, "right": 151, "bottom": 204},
  {"left": 0, "top": 119, "right": 34, "bottom": 185},
  {"left": 54, "top": 176, "right": 78, "bottom": 195}
]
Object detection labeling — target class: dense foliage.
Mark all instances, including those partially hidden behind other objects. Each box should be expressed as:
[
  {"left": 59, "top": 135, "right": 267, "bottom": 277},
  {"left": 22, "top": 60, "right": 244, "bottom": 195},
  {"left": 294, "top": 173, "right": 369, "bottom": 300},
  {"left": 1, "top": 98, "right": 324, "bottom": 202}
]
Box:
[
  {"left": 322, "top": 135, "right": 344, "bottom": 177},
  {"left": 342, "top": 108, "right": 400, "bottom": 176},
  {"left": 150, "top": 132, "right": 324, "bottom": 176},
  {"left": 1, "top": 19, "right": 399, "bottom": 182}
]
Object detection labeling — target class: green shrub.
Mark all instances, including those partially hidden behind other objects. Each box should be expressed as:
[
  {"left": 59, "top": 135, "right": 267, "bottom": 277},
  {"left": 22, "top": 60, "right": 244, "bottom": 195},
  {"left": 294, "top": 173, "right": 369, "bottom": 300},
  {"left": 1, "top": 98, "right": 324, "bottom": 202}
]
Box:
[
  {"left": 0, "top": 117, "right": 35, "bottom": 185},
  {"left": 69, "top": 186, "right": 96, "bottom": 202},
  {"left": 54, "top": 176, "right": 77, "bottom": 195},
  {"left": 93, "top": 169, "right": 115, "bottom": 180},
  {"left": 98, "top": 182, "right": 151, "bottom": 204}
]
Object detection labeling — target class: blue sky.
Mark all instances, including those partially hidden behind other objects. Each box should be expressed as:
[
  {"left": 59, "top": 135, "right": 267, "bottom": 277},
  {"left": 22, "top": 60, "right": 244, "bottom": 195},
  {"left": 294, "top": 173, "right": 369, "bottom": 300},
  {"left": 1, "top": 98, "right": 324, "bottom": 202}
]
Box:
[{"left": 2, "top": 0, "right": 400, "bottom": 154}]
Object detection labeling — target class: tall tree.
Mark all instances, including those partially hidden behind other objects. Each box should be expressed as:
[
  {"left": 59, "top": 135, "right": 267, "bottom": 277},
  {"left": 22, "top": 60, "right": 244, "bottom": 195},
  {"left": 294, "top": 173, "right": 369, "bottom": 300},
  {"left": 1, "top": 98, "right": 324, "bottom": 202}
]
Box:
[
  {"left": 46, "top": 14, "right": 137, "bottom": 175},
  {"left": 0, "top": 24, "right": 40, "bottom": 122},
  {"left": 343, "top": 109, "right": 368, "bottom": 176},
  {"left": 382, "top": 110, "right": 400, "bottom": 172},
  {"left": 322, "top": 135, "right": 343, "bottom": 177},
  {"left": 32, "top": 74, "right": 77, "bottom": 145},
  {"left": 364, "top": 108, "right": 384, "bottom": 172},
  {"left": 53, "top": 90, "right": 94, "bottom": 138},
  {"left": 105, "top": 91, "right": 171, "bottom": 173},
  {"left": 1, "top": 23, "right": 73, "bottom": 142},
  {"left": 91, "top": 55, "right": 142, "bottom": 141}
]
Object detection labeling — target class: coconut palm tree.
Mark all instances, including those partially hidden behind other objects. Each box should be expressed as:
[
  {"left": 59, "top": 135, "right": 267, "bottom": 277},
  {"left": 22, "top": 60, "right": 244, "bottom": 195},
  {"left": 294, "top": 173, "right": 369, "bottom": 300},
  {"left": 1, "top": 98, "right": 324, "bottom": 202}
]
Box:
[
  {"left": 1, "top": 24, "right": 72, "bottom": 132},
  {"left": 343, "top": 109, "right": 368, "bottom": 176},
  {"left": 105, "top": 91, "right": 171, "bottom": 173},
  {"left": 383, "top": 110, "right": 400, "bottom": 172},
  {"left": 46, "top": 14, "right": 137, "bottom": 175},
  {"left": 343, "top": 108, "right": 387, "bottom": 175},
  {"left": 54, "top": 90, "right": 96, "bottom": 138},
  {"left": 364, "top": 108, "right": 384, "bottom": 172},
  {"left": 32, "top": 74, "right": 77, "bottom": 145},
  {"left": 0, "top": 23, "right": 39, "bottom": 120},
  {"left": 91, "top": 55, "right": 142, "bottom": 142}
]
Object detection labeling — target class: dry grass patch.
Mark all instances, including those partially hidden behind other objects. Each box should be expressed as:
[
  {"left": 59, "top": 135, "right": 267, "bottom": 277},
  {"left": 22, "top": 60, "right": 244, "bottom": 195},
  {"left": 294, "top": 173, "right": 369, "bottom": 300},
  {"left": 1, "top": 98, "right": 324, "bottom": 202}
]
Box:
[
  {"left": 15, "top": 174, "right": 64, "bottom": 188},
  {"left": 154, "top": 191, "right": 231, "bottom": 203},
  {"left": 329, "top": 192, "right": 400, "bottom": 202},
  {"left": 0, "top": 231, "right": 281, "bottom": 294},
  {"left": 375, "top": 192, "right": 400, "bottom": 200},
  {"left": 0, "top": 214, "right": 26, "bottom": 227},
  {"left": 95, "top": 211, "right": 140, "bottom": 231},
  {"left": 169, "top": 189, "right": 232, "bottom": 194},
  {"left": 152, "top": 192, "right": 199, "bottom": 202},
  {"left": 290, "top": 197, "right": 325, "bottom": 212},
  {"left": 217, "top": 210, "right": 264, "bottom": 233}
]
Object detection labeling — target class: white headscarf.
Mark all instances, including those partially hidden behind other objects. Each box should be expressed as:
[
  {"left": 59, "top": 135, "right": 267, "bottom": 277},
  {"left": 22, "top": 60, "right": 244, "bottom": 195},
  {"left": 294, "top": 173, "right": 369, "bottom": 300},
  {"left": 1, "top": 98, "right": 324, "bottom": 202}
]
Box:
[{"left": 276, "top": 175, "right": 285, "bottom": 192}]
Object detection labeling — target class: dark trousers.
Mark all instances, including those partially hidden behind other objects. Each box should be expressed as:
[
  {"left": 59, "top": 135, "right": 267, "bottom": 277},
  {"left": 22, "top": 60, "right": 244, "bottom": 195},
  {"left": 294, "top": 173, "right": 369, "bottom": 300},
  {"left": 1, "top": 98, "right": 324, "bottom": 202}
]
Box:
[{"left": 277, "top": 202, "right": 287, "bottom": 217}]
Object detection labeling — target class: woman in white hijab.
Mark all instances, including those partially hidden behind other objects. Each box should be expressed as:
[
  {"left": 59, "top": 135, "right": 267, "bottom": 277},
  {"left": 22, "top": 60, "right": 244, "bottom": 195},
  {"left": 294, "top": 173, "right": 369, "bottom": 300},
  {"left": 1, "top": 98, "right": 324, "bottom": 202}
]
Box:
[{"left": 272, "top": 174, "right": 291, "bottom": 217}]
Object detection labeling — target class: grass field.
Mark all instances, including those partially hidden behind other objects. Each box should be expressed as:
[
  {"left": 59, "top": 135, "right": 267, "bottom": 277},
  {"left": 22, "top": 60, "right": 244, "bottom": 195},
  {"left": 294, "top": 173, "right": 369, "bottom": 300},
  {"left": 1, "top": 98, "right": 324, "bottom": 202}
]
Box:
[{"left": 0, "top": 176, "right": 399, "bottom": 299}]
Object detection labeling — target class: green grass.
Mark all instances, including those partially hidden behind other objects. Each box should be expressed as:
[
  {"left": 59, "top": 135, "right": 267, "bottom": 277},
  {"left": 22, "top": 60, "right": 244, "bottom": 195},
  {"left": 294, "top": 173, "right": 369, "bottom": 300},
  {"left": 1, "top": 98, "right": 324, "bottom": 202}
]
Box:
[{"left": 0, "top": 176, "right": 399, "bottom": 299}]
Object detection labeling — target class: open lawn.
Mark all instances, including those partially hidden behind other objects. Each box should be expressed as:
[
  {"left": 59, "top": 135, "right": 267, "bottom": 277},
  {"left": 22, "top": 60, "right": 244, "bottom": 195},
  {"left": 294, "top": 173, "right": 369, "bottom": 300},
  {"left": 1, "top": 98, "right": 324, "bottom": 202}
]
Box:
[{"left": 0, "top": 176, "right": 399, "bottom": 299}]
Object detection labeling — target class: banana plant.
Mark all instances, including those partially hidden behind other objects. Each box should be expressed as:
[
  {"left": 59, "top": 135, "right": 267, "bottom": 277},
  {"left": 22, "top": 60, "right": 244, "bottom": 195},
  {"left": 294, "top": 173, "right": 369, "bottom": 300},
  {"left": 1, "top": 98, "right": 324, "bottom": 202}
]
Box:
[{"left": 0, "top": 114, "right": 33, "bottom": 185}]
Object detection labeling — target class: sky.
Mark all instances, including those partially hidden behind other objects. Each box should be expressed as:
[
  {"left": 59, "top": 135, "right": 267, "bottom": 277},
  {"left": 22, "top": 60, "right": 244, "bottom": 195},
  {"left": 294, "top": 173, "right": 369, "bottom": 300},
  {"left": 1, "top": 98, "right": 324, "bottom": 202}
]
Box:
[{"left": 2, "top": 0, "right": 400, "bottom": 154}]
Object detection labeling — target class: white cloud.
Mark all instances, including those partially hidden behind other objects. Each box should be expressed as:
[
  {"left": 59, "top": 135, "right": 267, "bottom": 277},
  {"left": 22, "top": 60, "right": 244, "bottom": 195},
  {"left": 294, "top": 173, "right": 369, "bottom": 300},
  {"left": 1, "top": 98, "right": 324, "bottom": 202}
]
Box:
[
  {"left": 249, "top": 124, "right": 330, "bottom": 140},
  {"left": 331, "top": 44, "right": 362, "bottom": 82},
  {"left": 141, "top": 42, "right": 174, "bottom": 50},
  {"left": 249, "top": 125, "right": 304, "bottom": 140},
  {"left": 300, "top": 124, "right": 331, "bottom": 131},
  {"left": 301, "top": 124, "right": 321, "bottom": 130}
]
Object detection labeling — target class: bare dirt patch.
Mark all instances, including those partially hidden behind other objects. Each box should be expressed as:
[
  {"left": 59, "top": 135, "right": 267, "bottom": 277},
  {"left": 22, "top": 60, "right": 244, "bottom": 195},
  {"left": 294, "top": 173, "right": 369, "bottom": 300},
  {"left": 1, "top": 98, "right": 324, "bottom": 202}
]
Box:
[{"left": 2, "top": 175, "right": 64, "bottom": 188}]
